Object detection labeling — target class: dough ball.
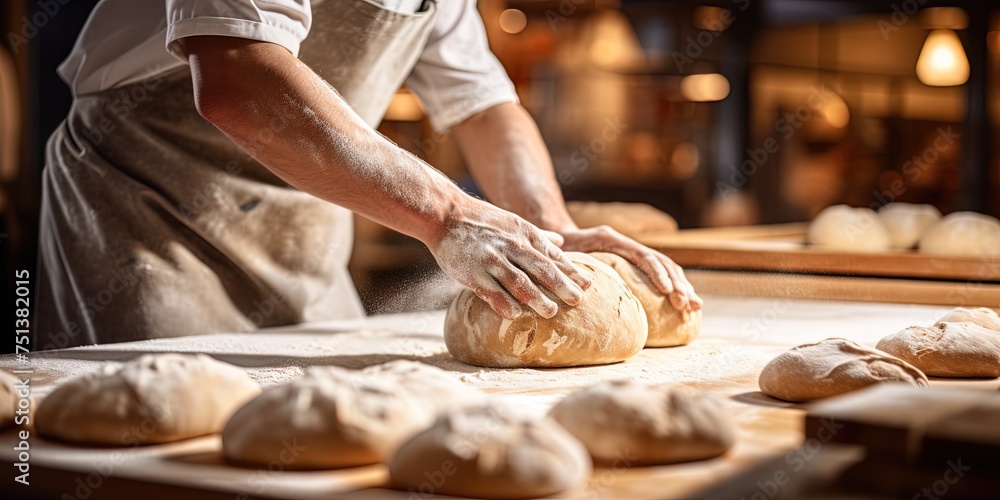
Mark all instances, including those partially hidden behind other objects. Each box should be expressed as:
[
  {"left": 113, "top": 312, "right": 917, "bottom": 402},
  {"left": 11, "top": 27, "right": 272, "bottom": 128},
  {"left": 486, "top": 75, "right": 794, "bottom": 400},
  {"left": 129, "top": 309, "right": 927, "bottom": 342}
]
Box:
[
  {"left": 919, "top": 211, "right": 1000, "bottom": 257},
  {"left": 444, "top": 252, "right": 648, "bottom": 368},
  {"left": 360, "top": 360, "right": 484, "bottom": 414},
  {"left": 877, "top": 202, "right": 942, "bottom": 249},
  {"left": 590, "top": 252, "right": 701, "bottom": 347},
  {"left": 548, "top": 380, "right": 734, "bottom": 465},
  {"left": 567, "top": 201, "right": 677, "bottom": 238},
  {"left": 36, "top": 354, "right": 259, "bottom": 445},
  {"left": 389, "top": 404, "right": 591, "bottom": 500},
  {"left": 876, "top": 323, "right": 1000, "bottom": 378},
  {"left": 758, "top": 338, "right": 928, "bottom": 402},
  {"left": 223, "top": 366, "right": 422, "bottom": 468},
  {"left": 806, "top": 205, "right": 892, "bottom": 252},
  {"left": 1, "top": 370, "right": 19, "bottom": 429},
  {"left": 935, "top": 307, "right": 1000, "bottom": 332}
]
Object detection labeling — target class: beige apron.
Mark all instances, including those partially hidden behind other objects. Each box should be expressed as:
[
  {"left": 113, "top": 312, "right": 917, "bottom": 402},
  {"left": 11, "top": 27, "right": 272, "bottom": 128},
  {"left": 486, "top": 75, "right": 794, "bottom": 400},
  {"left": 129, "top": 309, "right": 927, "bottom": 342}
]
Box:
[{"left": 36, "top": 0, "right": 438, "bottom": 349}]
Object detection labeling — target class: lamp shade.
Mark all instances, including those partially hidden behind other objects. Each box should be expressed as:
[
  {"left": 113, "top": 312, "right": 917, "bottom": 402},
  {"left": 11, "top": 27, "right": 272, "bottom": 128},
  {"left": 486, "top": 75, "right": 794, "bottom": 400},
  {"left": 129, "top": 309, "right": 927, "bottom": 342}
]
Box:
[{"left": 916, "top": 29, "right": 969, "bottom": 86}]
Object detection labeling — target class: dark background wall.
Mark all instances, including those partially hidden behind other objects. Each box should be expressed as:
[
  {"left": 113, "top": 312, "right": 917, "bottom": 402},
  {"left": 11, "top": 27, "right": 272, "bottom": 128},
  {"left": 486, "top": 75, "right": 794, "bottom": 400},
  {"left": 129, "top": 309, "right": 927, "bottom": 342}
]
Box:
[{"left": 2, "top": 0, "right": 99, "bottom": 353}]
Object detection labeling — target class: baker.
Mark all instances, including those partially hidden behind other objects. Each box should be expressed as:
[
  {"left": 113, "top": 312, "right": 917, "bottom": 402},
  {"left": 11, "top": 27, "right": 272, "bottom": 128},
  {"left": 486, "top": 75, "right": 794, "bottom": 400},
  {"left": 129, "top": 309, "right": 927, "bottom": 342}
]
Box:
[{"left": 36, "top": 0, "right": 701, "bottom": 349}]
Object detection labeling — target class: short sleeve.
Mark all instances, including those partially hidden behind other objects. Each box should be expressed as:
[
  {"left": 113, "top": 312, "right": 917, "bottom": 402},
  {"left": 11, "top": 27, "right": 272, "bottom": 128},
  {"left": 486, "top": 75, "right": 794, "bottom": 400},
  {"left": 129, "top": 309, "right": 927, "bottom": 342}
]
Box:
[
  {"left": 165, "top": 0, "right": 312, "bottom": 61},
  {"left": 405, "top": 0, "right": 519, "bottom": 132}
]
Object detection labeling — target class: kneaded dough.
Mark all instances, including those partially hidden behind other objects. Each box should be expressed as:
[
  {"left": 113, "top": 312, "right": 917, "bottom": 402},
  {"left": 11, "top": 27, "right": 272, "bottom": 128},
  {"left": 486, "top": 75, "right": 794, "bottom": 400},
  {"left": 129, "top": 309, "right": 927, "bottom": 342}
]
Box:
[
  {"left": 935, "top": 307, "right": 1000, "bottom": 332},
  {"left": 36, "top": 354, "right": 259, "bottom": 445},
  {"left": 361, "top": 360, "right": 484, "bottom": 414},
  {"left": 807, "top": 205, "right": 892, "bottom": 252},
  {"left": 590, "top": 252, "right": 701, "bottom": 347},
  {"left": 1, "top": 371, "right": 18, "bottom": 429},
  {"left": 758, "top": 338, "right": 928, "bottom": 402},
  {"left": 549, "top": 380, "right": 734, "bottom": 465},
  {"left": 567, "top": 201, "right": 678, "bottom": 238},
  {"left": 389, "top": 404, "right": 591, "bottom": 500},
  {"left": 444, "top": 252, "right": 648, "bottom": 367},
  {"left": 876, "top": 323, "right": 1000, "bottom": 377},
  {"left": 878, "top": 202, "right": 941, "bottom": 249},
  {"left": 224, "top": 362, "right": 483, "bottom": 469},
  {"left": 225, "top": 366, "right": 422, "bottom": 468},
  {"left": 919, "top": 211, "right": 1000, "bottom": 257}
]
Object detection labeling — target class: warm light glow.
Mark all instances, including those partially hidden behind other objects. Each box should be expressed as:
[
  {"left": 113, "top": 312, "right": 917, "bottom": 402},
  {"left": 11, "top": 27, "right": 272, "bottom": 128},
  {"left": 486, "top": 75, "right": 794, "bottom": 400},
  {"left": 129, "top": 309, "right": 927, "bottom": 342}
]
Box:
[
  {"left": 384, "top": 91, "right": 424, "bottom": 121},
  {"left": 819, "top": 94, "right": 850, "bottom": 129},
  {"left": 499, "top": 9, "right": 527, "bottom": 35},
  {"left": 916, "top": 30, "right": 969, "bottom": 86},
  {"left": 680, "top": 74, "right": 730, "bottom": 102},
  {"left": 669, "top": 142, "right": 700, "bottom": 179},
  {"left": 587, "top": 10, "right": 646, "bottom": 70}
]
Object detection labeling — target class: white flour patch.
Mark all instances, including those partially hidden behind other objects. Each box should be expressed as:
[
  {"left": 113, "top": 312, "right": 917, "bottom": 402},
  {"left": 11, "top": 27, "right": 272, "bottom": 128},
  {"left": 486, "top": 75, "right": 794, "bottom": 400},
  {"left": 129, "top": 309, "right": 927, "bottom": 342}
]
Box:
[
  {"left": 510, "top": 329, "right": 531, "bottom": 356},
  {"left": 542, "top": 331, "right": 568, "bottom": 355},
  {"left": 498, "top": 317, "right": 513, "bottom": 341}
]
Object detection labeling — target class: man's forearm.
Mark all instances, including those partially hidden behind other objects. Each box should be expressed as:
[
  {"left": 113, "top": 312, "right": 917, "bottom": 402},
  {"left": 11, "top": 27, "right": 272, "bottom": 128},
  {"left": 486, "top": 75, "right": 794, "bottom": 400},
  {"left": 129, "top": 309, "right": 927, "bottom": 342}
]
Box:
[
  {"left": 187, "top": 37, "right": 461, "bottom": 247},
  {"left": 180, "top": 37, "right": 595, "bottom": 318},
  {"left": 452, "top": 102, "right": 577, "bottom": 234}
]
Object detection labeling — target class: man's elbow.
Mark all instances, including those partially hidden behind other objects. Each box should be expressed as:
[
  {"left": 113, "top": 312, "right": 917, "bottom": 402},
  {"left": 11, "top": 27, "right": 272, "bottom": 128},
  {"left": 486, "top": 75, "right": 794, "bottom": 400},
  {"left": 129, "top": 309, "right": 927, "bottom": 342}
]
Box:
[
  {"left": 193, "top": 80, "right": 236, "bottom": 126},
  {"left": 185, "top": 36, "right": 252, "bottom": 127}
]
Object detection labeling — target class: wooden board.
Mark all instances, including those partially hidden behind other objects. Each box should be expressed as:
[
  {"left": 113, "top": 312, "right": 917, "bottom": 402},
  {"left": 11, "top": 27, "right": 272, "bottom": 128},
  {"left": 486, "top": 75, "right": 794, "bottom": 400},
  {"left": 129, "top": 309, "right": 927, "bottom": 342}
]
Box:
[
  {"left": 692, "top": 444, "right": 866, "bottom": 500},
  {"left": 803, "top": 385, "right": 1000, "bottom": 498},
  {"left": 3, "top": 298, "right": 997, "bottom": 499},
  {"left": 0, "top": 406, "right": 804, "bottom": 500},
  {"left": 0, "top": 432, "right": 385, "bottom": 500},
  {"left": 804, "top": 384, "right": 1000, "bottom": 460},
  {"left": 685, "top": 269, "right": 1000, "bottom": 308},
  {"left": 640, "top": 223, "right": 1000, "bottom": 282}
]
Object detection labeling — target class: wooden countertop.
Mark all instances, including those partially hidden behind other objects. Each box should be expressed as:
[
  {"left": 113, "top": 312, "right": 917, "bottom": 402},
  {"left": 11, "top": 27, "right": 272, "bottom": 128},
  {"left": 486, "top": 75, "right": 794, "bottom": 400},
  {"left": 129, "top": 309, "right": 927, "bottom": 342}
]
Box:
[
  {"left": 638, "top": 224, "right": 1000, "bottom": 308},
  {"left": 2, "top": 295, "right": 998, "bottom": 499}
]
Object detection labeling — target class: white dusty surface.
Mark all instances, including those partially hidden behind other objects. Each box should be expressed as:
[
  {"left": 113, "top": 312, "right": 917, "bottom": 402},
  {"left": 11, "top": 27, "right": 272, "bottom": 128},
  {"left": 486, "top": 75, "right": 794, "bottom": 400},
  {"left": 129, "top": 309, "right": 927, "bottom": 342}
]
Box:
[
  {"left": 4, "top": 295, "right": 978, "bottom": 398},
  {"left": 3, "top": 295, "right": 998, "bottom": 499}
]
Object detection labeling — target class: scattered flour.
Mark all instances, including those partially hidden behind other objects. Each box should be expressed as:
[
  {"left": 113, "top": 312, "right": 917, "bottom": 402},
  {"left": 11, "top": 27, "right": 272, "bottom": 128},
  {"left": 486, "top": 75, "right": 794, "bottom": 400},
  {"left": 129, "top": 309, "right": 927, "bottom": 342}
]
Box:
[{"left": 0, "top": 296, "right": 951, "bottom": 415}]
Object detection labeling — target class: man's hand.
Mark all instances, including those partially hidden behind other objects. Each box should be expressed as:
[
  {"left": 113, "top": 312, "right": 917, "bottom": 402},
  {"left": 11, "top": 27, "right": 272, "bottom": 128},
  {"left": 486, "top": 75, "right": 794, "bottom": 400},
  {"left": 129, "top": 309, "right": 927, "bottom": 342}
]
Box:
[
  {"left": 428, "top": 198, "right": 593, "bottom": 320},
  {"left": 560, "top": 225, "right": 703, "bottom": 311},
  {"left": 452, "top": 102, "right": 701, "bottom": 313}
]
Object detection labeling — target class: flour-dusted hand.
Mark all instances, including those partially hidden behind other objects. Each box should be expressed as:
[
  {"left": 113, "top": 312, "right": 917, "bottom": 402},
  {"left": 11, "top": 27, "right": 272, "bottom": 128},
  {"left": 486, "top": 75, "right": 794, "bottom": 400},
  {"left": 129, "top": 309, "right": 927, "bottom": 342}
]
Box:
[
  {"left": 559, "top": 225, "right": 703, "bottom": 312},
  {"left": 428, "top": 198, "right": 593, "bottom": 320}
]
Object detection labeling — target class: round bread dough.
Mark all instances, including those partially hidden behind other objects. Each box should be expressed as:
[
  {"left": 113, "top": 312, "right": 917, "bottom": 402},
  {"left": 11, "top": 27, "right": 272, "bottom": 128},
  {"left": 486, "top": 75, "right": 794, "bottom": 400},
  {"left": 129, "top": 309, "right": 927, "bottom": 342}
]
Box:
[
  {"left": 919, "top": 211, "right": 1000, "bottom": 257},
  {"left": 549, "top": 381, "right": 734, "bottom": 465},
  {"left": 360, "top": 360, "right": 484, "bottom": 413},
  {"left": 876, "top": 323, "right": 1000, "bottom": 377},
  {"left": 444, "top": 252, "right": 648, "bottom": 367},
  {"left": 36, "top": 354, "right": 259, "bottom": 445},
  {"left": 590, "top": 252, "right": 701, "bottom": 347},
  {"left": 224, "top": 366, "right": 433, "bottom": 469},
  {"left": 389, "top": 404, "right": 591, "bottom": 500},
  {"left": 878, "top": 202, "right": 942, "bottom": 249},
  {"left": 1, "top": 370, "right": 19, "bottom": 429},
  {"left": 567, "top": 201, "right": 678, "bottom": 238},
  {"left": 935, "top": 307, "right": 1000, "bottom": 332},
  {"left": 807, "top": 205, "right": 892, "bottom": 252},
  {"left": 758, "top": 338, "right": 928, "bottom": 402}
]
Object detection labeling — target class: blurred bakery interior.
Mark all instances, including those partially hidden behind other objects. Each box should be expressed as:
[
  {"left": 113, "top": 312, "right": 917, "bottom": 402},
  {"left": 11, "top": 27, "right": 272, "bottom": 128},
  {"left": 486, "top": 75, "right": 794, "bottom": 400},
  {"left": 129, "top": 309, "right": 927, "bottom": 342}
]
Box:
[{"left": 2, "top": 0, "right": 997, "bottom": 312}]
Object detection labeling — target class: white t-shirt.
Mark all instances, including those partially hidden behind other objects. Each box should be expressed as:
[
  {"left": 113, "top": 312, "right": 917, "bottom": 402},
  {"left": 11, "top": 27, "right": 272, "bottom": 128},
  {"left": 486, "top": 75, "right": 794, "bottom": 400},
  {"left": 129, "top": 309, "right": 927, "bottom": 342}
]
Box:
[{"left": 57, "top": 0, "right": 518, "bottom": 131}]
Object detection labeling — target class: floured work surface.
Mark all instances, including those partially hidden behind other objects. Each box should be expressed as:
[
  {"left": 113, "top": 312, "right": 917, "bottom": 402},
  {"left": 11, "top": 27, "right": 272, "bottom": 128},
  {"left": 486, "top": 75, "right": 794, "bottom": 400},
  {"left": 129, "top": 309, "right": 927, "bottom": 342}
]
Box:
[{"left": 3, "top": 296, "right": 998, "bottom": 499}]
